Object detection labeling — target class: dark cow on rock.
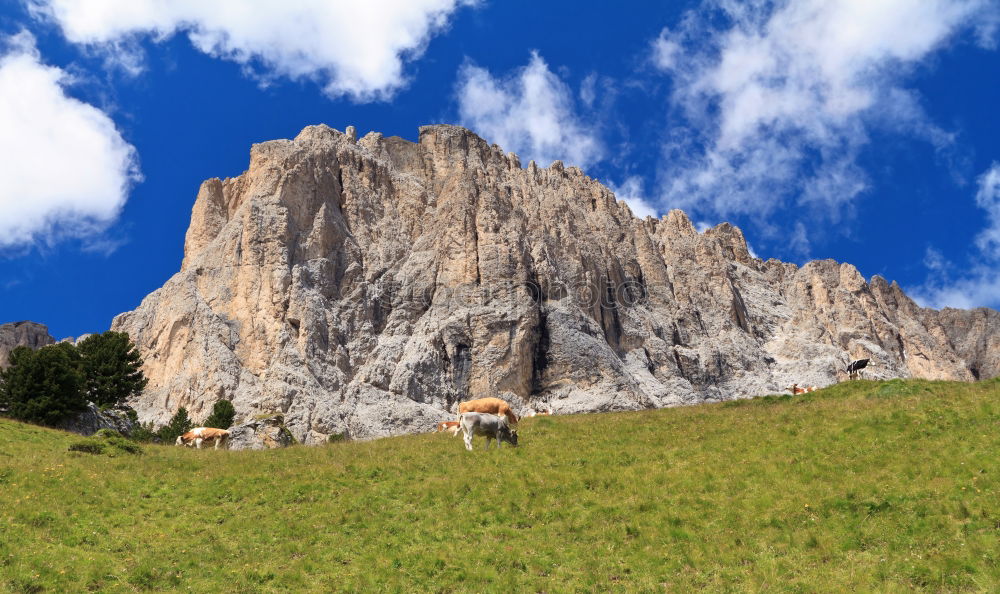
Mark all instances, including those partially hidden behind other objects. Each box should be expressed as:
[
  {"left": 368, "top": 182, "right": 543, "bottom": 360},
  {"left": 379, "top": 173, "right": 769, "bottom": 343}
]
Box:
[{"left": 459, "top": 412, "right": 518, "bottom": 451}]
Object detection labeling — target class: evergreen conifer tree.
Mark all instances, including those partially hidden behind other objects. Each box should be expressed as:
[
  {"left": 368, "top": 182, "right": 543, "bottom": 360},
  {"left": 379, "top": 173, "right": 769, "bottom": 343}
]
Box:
[
  {"left": 77, "top": 331, "right": 148, "bottom": 407},
  {"left": 204, "top": 400, "right": 235, "bottom": 429},
  {"left": 0, "top": 343, "right": 86, "bottom": 426},
  {"left": 157, "top": 407, "right": 193, "bottom": 444}
]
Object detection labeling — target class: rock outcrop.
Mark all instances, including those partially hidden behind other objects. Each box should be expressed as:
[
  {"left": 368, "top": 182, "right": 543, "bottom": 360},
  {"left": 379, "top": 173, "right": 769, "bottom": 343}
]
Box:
[
  {"left": 112, "top": 124, "right": 1000, "bottom": 443},
  {"left": 0, "top": 321, "right": 55, "bottom": 368},
  {"left": 227, "top": 415, "right": 296, "bottom": 450},
  {"left": 58, "top": 402, "right": 138, "bottom": 437}
]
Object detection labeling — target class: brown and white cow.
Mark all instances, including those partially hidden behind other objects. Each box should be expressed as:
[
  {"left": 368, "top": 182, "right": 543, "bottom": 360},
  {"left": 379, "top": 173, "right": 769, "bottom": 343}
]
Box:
[
  {"left": 457, "top": 397, "right": 518, "bottom": 425},
  {"left": 175, "top": 427, "right": 230, "bottom": 450},
  {"left": 435, "top": 420, "right": 462, "bottom": 436},
  {"left": 788, "top": 384, "right": 818, "bottom": 395}
]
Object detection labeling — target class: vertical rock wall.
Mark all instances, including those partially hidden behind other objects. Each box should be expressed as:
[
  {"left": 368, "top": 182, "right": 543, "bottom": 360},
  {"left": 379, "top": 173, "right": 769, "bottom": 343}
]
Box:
[{"left": 111, "top": 124, "right": 999, "bottom": 442}]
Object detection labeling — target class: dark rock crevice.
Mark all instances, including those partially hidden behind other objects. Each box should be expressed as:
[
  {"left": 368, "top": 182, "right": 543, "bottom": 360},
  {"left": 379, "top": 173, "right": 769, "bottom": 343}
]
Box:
[{"left": 530, "top": 306, "right": 551, "bottom": 395}]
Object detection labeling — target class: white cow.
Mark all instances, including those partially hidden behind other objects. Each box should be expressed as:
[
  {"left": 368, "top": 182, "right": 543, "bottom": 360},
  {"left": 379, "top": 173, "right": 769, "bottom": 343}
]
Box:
[{"left": 459, "top": 412, "right": 518, "bottom": 451}]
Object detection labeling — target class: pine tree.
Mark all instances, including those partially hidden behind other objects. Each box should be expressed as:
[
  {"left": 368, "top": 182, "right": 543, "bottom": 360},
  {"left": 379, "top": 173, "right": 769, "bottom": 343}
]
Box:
[
  {"left": 0, "top": 343, "right": 86, "bottom": 426},
  {"left": 203, "top": 400, "right": 235, "bottom": 429},
  {"left": 77, "top": 331, "right": 148, "bottom": 407},
  {"left": 157, "top": 407, "right": 193, "bottom": 444}
]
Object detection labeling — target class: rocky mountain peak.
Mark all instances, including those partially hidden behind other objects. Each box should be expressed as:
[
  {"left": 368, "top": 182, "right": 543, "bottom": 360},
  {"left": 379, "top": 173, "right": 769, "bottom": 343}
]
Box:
[
  {"left": 0, "top": 321, "right": 56, "bottom": 369},
  {"left": 112, "top": 124, "right": 999, "bottom": 444}
]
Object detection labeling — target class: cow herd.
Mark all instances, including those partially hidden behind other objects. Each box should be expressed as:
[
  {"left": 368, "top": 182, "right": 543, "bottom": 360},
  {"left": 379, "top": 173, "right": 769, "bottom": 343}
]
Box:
[
  {"left": 172, "top": 362, "right": 867, "bottom": 452},
  {"left": 173, "top": 396, "right": 538, "bottom": 452},
  {"left": 444, "top": 397, "right": 526, "bottom": 451},
  {"left": 440, "top": 397, "right": 553, "bottom": 451},
  {"left": 173, "top": 384, "right": 836, "bottom": 453}
]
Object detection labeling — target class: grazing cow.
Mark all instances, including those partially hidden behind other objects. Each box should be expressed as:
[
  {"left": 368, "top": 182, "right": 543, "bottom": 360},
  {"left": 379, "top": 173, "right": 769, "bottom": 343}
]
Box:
[
  {"left": 457, "top": 397, "right": 518, "bottom": 425},
  {"left": 435, "top": 420, "right": 461, "bottom": 436},
  {"left": 788, "top": 384, "right": 818, "bottom": 395},
  {"left": 847, "top": 358, "right": 870, "bottom": 380},
  {"left": 175, "top": 427, "right": 230, "bottom": 450},
  {"left": 459, "top": 412, "right": 518, "bottom": 451}
]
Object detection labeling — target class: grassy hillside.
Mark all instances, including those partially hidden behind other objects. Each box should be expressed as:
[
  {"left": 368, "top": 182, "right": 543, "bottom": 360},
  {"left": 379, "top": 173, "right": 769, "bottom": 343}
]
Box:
[{"left": 1, "top": 378, "right": 999, "bottom": 592}]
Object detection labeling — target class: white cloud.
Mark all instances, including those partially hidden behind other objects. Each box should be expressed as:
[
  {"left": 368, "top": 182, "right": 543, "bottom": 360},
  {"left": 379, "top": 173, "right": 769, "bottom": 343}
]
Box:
[
  {"left": 914, "top": 163, "right": 1000, "bottom": 308},
  {"left": 974, "top": 7, "right": 1000, "bottom": 48},
  {"left": 0, "top": 31, "right": 139, "bottom": 249},
  {"left": 788, "top": 221, "right": 811, "bottom": 257},
  {"left": 28, "top": 0, "right": 476, "bottom": 101},
  {"left": 914, "top": 261, "right": 1000, "bottom": 310},
  {"left": 923, "top": 246, "right": 948, "bottom": 272},
  {"left": 456, "top": 51, "right": 603, "bottom": 169},
  {"left": 579, "top": 72, "right": 597, "bottom": 108},
  {"left": 974, "top": 162, "right": 1000, "bottom": 254},
  {"left": 651, "top": 28, "right": 681, "bottom": 71},
  {"left": 608, "top": 176, "right": 658, "bottom": 219},
  {"left": 654, "top": 0, "right": 995, "bottom": 221}
]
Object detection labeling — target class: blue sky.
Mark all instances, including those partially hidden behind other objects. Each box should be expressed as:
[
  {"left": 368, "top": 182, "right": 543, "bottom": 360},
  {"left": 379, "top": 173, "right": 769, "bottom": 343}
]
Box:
[{"left": 1, "top": 0, "right": 998, "bottom": 340}]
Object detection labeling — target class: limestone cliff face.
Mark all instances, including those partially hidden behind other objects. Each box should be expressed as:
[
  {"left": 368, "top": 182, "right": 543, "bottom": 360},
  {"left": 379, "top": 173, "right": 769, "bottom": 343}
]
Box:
[
  {"left": 112, "top": 124, "right": 998, "bottom": 442},
  {"left": 0, "top": 321, "right": 55, "bottom": 368},
  {"left": 928, "top": 307, "right": 1000, "bottom": 380}
]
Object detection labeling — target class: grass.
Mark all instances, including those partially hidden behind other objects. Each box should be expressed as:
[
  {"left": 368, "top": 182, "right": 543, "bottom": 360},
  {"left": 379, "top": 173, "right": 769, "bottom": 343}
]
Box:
[{"left": 1, "top": 377, "right": 998, "bottom": 592}]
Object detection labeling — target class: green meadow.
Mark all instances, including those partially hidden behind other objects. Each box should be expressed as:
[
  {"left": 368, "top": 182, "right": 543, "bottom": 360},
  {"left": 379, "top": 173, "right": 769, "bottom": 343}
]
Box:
[{"left": 1, "top": 378, "right": 999, "bottom": 592}]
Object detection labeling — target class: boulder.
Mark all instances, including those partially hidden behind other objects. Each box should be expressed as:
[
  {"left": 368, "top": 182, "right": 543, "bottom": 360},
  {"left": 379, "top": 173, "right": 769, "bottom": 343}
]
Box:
[
  {"left": 59, "top": 402, "right": 138, "bottom": 437},
  {"left": 227, "top": 415, "right": 296, "bottom": 450}
]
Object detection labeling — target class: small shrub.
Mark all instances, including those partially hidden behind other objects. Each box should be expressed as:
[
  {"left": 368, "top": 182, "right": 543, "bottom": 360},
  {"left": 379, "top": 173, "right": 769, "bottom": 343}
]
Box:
[
  {"left": 130, "top": 421, "right": 157, "bottom": 443},
  {"left": 68, "top": 440, "right": 106, "bottom": 455},
  {"left": 328, "top": 432, "right": 346, "bottom": 443},
  {"left": 104, "top": 435, "right": 143, "bottom": 455},
  {"left": 68, "top": 431, "right": 143, "bottom": 456}
]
